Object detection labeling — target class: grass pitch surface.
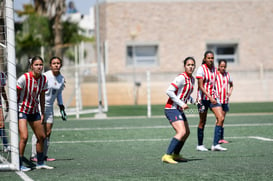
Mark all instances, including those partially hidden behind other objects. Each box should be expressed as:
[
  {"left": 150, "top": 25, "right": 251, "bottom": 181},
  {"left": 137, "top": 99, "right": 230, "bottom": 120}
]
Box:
[{"left": 1, "top": 102, "right": 273, "bottom": 181}]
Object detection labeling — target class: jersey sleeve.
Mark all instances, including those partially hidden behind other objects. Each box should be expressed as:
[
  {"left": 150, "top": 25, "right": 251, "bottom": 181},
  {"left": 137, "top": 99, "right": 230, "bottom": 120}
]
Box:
[
  {"left": 196, "top": 66, "right": 204, "bottom": 79},
  {"left": 166, "top": 75, "right": 186, "bottom": 107},
  {"left": 171, "top": 74, "right": 185, "bottom": 89},
  {"left": 17, "top": 74, "right": 25, "bottom": 90},
  {"left": 229, "top": 73, "right": 233, "bottom": 83},
  {"left": 57, "top": 76, "right": 65, "bottom": 105},
  {"left": 42, "top": 76, "right": 48, "bottom": 92}
]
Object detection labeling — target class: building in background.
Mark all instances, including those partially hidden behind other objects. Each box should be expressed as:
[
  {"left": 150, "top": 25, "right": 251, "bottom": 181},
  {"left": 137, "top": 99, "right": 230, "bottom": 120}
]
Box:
[
  {"left": 63, "top": 1, "right": 94, "bottom": 37},
  {"left": 92, "top": 0, "right": 273, "bottom": 104}
]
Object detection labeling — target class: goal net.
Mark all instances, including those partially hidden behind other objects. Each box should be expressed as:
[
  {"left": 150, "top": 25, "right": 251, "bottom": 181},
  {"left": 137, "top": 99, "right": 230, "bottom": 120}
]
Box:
[
  {"left": 51, "top": 43, "right": 108, "bottom": 119},
  {"left": 0, "top": 0, "right": 19, "bottom": 171}
]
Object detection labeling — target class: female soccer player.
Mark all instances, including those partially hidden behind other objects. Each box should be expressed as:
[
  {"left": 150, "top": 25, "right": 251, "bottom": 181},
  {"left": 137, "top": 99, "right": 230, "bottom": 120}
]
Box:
[
  {"left": 196, "top": 51, "right": 227, "bottom": 151},
  {"left": 161, "top": 57, "right": 195, "bottom": 164},
  {"left": 216, "top": 59, "right": 233, "bottom": 144},
  {"left": 17, "top": 56, "right": 53, "bottom": 171},
  {"left": 0, "top": 72, "right": 10, "bottom": 152},
  {"left": 31, "top": 56, "right": 66, "bottom": 162}
]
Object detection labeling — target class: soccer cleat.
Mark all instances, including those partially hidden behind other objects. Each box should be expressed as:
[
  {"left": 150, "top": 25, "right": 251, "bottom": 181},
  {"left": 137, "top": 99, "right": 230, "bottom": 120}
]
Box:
[
  {"left": 172, "top": 154, "right": 188, "bottom": 162},
  {"left": 211, "top": 144, "right": 227, "bottom": 151},
  {"left": 161, "top": 154, "right": 178, "bottom": 164},
  {"left": 196, "top": 145, "right": 208, "bottom": 151},
  {"left": 218, "top": 139, "right": 229, "bottom": 144},
  {"left": 36, "top": 164, "right": 54, "bottom": 170},
  {"left": 3, "top": 146, "right": 11, "bottom": 153},
  {"left": 20, "top": 165, "right": 31, "bottom": 172},
  {"left": 30, "top": 157, "right": 38, "bottom": 162}
]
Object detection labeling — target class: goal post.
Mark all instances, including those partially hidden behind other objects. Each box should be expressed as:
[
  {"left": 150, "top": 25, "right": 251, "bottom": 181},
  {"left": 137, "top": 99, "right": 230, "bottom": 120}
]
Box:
[{"left": 0, "top": 0, "right": 19, "bottom": 171}]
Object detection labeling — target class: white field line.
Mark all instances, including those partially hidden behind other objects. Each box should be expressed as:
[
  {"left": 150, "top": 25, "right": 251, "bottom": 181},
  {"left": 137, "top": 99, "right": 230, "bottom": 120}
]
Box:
[
  {"left": 47, "top": 122, "right": 273, "bottom": 144},
  {"left": 15, "top": 172, "right": 34, "bottom": 181},
  {"left": 75, "top": 112, "right": 273, "bottom": 121},
  {"left": 49, "top": 136, "right": 273, "bottom": 144},
  {"left": 248, "top": 136, "right": 273, "bottom": 141},
  {"left": 53, "top": 123, "right": 273, "bottom": 131}
]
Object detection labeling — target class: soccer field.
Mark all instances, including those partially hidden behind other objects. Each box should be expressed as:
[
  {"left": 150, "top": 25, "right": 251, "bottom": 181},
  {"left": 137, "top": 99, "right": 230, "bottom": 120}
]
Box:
[{"left": 1, "top": 103, "right": 273, "bottom": 181}]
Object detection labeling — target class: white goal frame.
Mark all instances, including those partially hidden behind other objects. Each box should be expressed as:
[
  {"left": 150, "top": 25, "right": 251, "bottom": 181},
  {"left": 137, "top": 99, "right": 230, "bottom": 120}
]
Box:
[{"left": 0, "top": 0, "right": 19, "bottom": 171}]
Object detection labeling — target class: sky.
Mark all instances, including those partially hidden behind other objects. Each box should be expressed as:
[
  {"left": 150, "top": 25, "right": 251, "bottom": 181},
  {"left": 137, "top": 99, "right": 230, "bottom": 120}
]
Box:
[{"left": 14, "top": 0, "right": 97, "bottom": 15}]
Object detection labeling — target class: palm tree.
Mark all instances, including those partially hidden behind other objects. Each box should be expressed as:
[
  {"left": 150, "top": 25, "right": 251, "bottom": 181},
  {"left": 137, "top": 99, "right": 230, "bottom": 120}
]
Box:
[{"left": 34, "top": 0, "right": 66, "bottom": 57}]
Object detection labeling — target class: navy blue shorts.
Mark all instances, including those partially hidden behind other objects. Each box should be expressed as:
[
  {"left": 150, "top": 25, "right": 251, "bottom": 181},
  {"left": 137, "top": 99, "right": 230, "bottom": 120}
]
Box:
[
  {"left": 197, "top": 99, "right": 221, "bottom": 113},
  {"left": 164, "top": 109, "right": 187, "bottom": 124},
  {"left": 18, "top": 112, "right": 41, "bottom": 122},
  {"left": 221, "top": 103, "right": 229, "bottom": 112}
]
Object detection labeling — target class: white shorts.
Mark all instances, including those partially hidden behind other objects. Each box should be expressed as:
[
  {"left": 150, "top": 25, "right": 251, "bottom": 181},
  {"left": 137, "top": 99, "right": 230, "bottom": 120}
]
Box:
[{"left": 44, "top": 106, "right": 54, "bottom": 124}]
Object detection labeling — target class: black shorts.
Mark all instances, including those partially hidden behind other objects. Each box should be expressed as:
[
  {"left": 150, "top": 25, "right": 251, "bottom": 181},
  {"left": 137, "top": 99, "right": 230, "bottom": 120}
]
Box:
[
  {"left": 164, "top": 109, "right": 187, "bottom": 124},
  {"left": 197, "top": 100, "right": 221, "bottom": 113},
  {"left": 221, "top": 103, "right": 230, "bottom": 112},
  {"left": 18, "top": 112, "right": 41, "bottom": 122}
]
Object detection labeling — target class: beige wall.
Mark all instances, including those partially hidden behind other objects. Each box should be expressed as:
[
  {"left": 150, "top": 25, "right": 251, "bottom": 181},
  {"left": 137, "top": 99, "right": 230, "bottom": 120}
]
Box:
[
  {"left": 99, "top": 0, "right": 273, "bottom": 74},
  {"left": 63, "top": 0, "right": 273, "bottom": 106}
]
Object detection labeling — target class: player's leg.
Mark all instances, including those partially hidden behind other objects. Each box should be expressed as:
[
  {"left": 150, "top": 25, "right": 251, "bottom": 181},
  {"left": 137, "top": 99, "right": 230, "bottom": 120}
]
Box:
[
  {"left": 0, "top": 127, "right": 10, "bottom": 152},
  {"left": 18, "top": 117, "right": 30, "bottom": 171},
  {"left": 29, "top": 119, "right": 46, "bottom": 165},
  {"left": 211, "top": 106, "right": 227, "bottom": 151},
  {"left": 219, "top": 104, "right": 229, "bottom": 143},
  {"left": 162, "top": 109, "right": 181, "bottom": 164},
  {"left": 31, "top": 134, "right": 38, "bottom": 161},
  {"left": 172, "top": 118, "right": 189, "bottom": 162},
  {"left": 44, "top": 122, "right": 55, "bottom": 161},
  {"left": 43, "top": 108, "right": 55, "bottom": 161},
  {"left": 29, "top": 119, "right": 54, "bottom": 169},
  {"left": 196, "top": 100, "right": 209, "bottom": 151},
  {"left": 0, "top": 108, "right": 9, "bottom": 151}
]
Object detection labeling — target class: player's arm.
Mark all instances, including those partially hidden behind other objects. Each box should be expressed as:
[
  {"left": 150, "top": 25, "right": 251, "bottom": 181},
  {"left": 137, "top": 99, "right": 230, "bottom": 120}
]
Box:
[
  {"left": 228, "top": 82, "right": 233, "bottom": 97},
  {"left": 40, "top": 91, "right": 45, "bottom": 124},
  {"left": 57, "top": 91, "right": 67, "bottom": 121},
  {"left": 1, "top": 87, "right": 8, "bottom": 112},
  {"left": 16, "top": 87, "right": 21, "bottom": 103},
  {"left": 197, "top": 78, "right": 217, "bottom": 104},
  {"left": 166, "top": 76, "right": 188, "bottom": 110}
]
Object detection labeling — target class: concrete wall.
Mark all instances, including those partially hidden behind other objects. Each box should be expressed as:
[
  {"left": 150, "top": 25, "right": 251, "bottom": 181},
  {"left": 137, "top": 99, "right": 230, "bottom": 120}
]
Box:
[
  {"left": 99, "top": 0, "right": 273, "bottom": 74},
  {"left": 62, "top": 0, "right": 273, "bottom": 106}
]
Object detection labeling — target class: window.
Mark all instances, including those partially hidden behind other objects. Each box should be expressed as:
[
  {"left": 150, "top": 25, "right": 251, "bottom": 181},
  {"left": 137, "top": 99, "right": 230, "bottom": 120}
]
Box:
[
  {"left": 126, "top": 44, "right": 159, "bottom": 67},
  {"left": 207, "top": 43, "right": 238, "bottom": 64}
]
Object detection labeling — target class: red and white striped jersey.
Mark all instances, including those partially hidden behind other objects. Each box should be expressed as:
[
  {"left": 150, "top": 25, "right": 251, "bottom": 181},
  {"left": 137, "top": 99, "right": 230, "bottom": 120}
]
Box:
[
  {"left": 196, "top": 64, "right": 218, "bottom": 100},
  {"left": 17, "top": 71, "right": 48, "bottom": 114},
  {"left": 165, "top": 72, "right": 195, "bottom": 109},
  {"left": 216, "top": 71, "right": 233, "bottom": 104}
]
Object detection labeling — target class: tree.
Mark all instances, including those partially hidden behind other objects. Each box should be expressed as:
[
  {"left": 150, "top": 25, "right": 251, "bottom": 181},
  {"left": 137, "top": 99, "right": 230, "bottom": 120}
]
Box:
[
  {"left": 15, "top": 0, "right": 91, "bottom": 68},
  {"left": 33, "top": 0, "right": 66, "bottom": 57}
]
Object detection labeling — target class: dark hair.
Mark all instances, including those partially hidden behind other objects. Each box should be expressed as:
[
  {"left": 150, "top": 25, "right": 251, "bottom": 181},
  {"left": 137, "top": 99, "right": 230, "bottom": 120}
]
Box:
[
  {"left": 218, "top": 59, "right": 227, "bottom": 65},
  {"left": 202, "top": 50, "right": 214, "bottom": 64},
  {"left": 183, "top": 56, "right": 195, "bottom": 66},
  {"left": 49, "top": 56, "right": 63, "bottom": 66},
  {"left": 29, "top": 56, "right": 44, "bottom": 66}
]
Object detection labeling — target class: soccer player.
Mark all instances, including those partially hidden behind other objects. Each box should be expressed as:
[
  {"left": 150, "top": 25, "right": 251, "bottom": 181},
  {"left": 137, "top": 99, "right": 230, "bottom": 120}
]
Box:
[
  {"left": 31, "top": 56, "right": 66, "bottom": 162},
  {"left": 161, "top": 57, "right": 195, "bottom": 164},
  {"left": 196, "top": 51, "right": 227, "bottom": 151},
  {"left": 0, "top": 71, "right": 10, "bottom": 152},
  {"left": 17, "top": 56, "right": 54, "bottom": 171},
  {"left": 216, "top": 59, "right": 233, "bottom": 144}
]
